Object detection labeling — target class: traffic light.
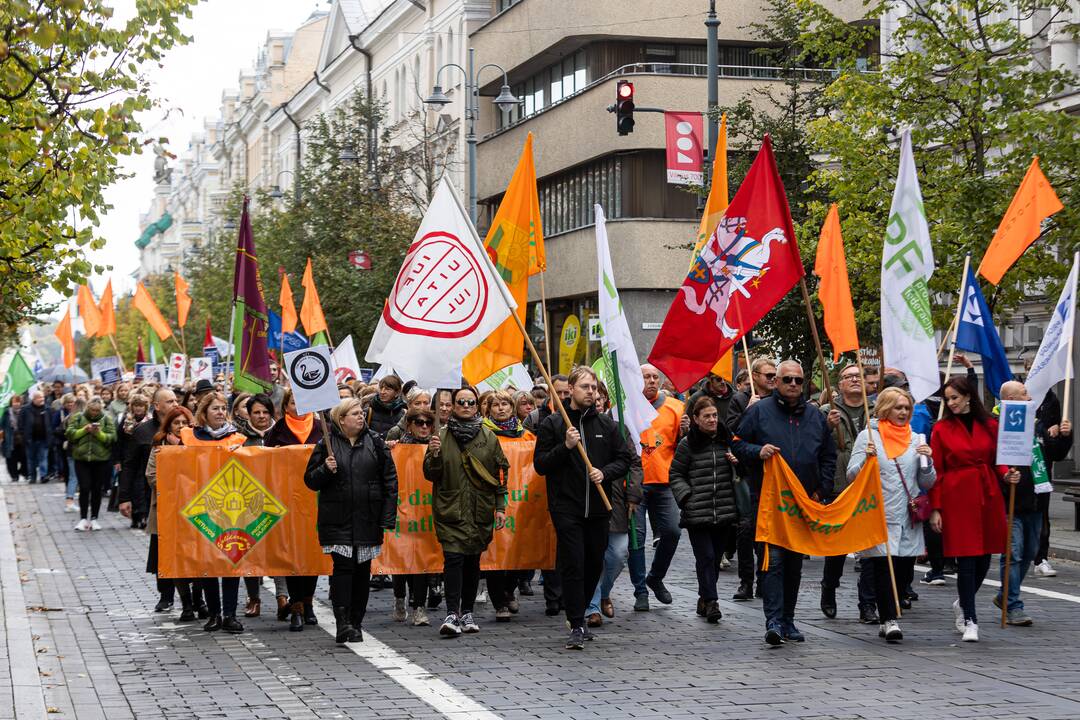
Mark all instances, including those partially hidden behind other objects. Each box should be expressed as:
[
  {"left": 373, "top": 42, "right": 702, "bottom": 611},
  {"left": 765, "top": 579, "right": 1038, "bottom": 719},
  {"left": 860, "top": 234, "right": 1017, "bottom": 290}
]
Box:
[{"left": 616, "top": 80, "right": 635, "bottom": 135}]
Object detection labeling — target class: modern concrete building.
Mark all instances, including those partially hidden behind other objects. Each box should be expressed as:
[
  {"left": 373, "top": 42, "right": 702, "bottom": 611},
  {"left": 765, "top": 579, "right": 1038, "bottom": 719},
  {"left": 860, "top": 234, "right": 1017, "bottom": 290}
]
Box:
[{"left": 469, "top": 0, "right": 870, "bottom": 367}]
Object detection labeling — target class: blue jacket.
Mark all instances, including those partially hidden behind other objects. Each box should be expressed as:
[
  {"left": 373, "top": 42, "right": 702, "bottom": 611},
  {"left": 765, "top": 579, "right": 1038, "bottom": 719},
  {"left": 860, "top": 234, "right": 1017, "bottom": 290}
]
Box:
[{"left": 732, "top": 391, "right": 838, "bottom": 500}]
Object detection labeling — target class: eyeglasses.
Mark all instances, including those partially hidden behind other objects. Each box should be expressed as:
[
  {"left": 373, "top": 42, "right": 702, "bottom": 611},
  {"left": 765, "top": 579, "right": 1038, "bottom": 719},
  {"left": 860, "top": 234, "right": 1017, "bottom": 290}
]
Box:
[
  {"left": 754, "top": 372, "right": 777, "bottom": 380},
  {"left": 455, "top": 399, "right": 477, "bottom": 407},
  {"left": 840, "top": 374, "right": 861, "bottom": 382},
  {"left": 411, "top": 419, "right": 433, "bottom": 427},
  {"left": 780, "top": 376, "right": 804, "bottom": 385}
]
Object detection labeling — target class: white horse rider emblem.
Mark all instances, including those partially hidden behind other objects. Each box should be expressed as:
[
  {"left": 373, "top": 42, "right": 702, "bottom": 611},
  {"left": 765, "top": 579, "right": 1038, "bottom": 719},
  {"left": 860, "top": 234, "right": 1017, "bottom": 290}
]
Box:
[{"left": 682, "top": 217, "right": 788, "bottom": 338}]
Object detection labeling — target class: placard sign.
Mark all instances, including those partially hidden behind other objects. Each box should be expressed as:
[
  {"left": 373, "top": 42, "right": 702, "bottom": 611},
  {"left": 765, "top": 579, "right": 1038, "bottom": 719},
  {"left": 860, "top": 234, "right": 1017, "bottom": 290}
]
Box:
[
  {"left": 90, "top": 356, "right": 121, "bottom": 385},
  {"left": 284, "top": 345, "right": 339, "bottom": 416},
  {"left": 997, "top": 400, "right": 1036, "bottom": 466}
]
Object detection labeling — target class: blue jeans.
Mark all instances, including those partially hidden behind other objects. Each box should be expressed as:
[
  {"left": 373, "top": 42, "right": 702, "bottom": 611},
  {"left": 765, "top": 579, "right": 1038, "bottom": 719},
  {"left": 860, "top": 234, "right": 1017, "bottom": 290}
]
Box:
[
  {"left": 24, "top": 440, "right": 49, "bottom": 482},
  {"left": 65, "top": 456, "right": 77, "bottom": 499},
  {"left": 997, "top": 511, "right": 1041, "bottom": 612},
  {"left": 629, "top": 484, "right": 681, "bottom": 587},
  {"left": 761, "top": 545, "right": 803, "bottom": 628},
  {"left": 586, "top": 532, "right": 629, "bottom": 616}
]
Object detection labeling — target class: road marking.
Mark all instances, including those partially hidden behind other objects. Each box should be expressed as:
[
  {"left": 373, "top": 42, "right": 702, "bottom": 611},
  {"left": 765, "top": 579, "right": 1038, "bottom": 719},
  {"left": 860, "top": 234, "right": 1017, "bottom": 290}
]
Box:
[
  {"left": 915, "top": 564, "right": 1080, "bottom": 604},
  {"left": 262, "top": 580, "right": 501, "bottom": 719},
  {"left": 0, "top": 486, "right": 47, "bottom": 718}
]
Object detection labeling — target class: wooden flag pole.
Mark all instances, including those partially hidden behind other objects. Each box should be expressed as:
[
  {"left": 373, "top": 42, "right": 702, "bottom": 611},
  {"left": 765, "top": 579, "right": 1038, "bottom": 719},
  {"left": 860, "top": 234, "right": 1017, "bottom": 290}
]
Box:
[
  {"left": 1001, "top": 481, "right": 1016, "bottom": 628},
  {"left": 799, "top": 277, "right": 843, "bottom": 445},
  {"left": 939, "top": 254, "right": 972, "bottom": 419},
  {"left": 539, "top": 272, "right": 552, "bottom": 371},
  {"left": 107, "top": 334, "right": 128, "bottom": 375},
  {"left": 936, "top": 311, "right": 958, "bottom": 360},
  {"left": 1063, "top": 277, "right": 1076, "bottom": 425}
]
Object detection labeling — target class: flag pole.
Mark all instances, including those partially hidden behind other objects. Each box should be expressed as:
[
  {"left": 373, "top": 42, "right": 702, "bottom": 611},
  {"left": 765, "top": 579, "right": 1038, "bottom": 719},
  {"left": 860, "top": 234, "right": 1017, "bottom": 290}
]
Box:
[
  {"left": 938, "top": 253, "right": 972, "bottom": 420},
  {"left": 540, "top": 272, "right": 552, "bottom": 371},
  {"left": 452, "top": 181, "right": 612, "bottom": 511},
  {"left": 610, "top": 349, "right": 639, "bottom": 548},
  {"left": 799, "top": 277, "right": 843, "bottom": 445},
  {"left": 1063, "top": 254, "right": 1077, "bottom": 425},
  {"left": 1001, "top": 481, "right": 1016, "bottom": 628},
  {"left": 106, "top": 334, "right": 128, "bottom": 375}
]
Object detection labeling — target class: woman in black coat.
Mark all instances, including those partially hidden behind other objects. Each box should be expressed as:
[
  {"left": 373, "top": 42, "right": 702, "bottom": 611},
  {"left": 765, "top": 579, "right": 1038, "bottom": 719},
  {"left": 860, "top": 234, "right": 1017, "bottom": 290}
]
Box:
[
  {"left": 304, "top": 397, "right": 397, "bottom": 644},
  {"left": 668, "top": 396, "right": 739, "bottom": 624}
]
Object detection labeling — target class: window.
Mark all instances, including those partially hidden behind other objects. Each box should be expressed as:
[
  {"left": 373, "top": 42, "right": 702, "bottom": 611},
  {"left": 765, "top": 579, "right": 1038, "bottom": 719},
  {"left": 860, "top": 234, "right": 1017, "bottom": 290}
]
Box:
[
  {"left": 413, "top": 54, "right": 421, "bottom": 110},
  {"left": 497, "top": 0, "right": 524, "bottom": 12},
  {"left": 436, "top": 37, "right": 443, "bottom": 71},
  {"left": 536, "top": 155, "right": 622, "bottom": 236},
  {"left": 500, "top": 49, "right": 587, "bottom": 128}
]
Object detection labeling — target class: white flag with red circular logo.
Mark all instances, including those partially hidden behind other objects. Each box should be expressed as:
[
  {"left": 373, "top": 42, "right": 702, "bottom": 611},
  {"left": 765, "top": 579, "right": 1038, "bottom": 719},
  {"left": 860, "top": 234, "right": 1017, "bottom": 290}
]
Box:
[{"left": 365, "top": 178, "right": 516, "bottom": 387}]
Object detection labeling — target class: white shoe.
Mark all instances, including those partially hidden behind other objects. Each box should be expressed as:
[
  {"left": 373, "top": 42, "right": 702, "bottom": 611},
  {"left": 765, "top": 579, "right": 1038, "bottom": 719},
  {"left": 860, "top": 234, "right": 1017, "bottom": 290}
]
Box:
[
  {"left": 412, "top": 607, "right": 429, "bottom": 627},
  {"left": 392, "top": 597, "right": 407, "bottom": 622},
  {"left": 720, "top": 556, "right": 731, "bottom": 570},
  {"left": 962, "top": 620, "right": 979, "bottom": 642},
  {"left": 952, "top": 599, "right": 965, "bottom": 633},
  {"left": 74, "top": 518, "right": 90, "bottom": 532},
  {"left": 439, "top": 613, "right": 461, "bottom": 637},
  {"left": 883, "top": 619, "right": 903, "bottom": 643},
  {"left": 1033, "top": 560, "right": 1057, "bottom": 577},
  {"left": 90, "top": 519, "right": 102, "bottom": 531},
  {"left": 460, "top": 612, "right": 480, "bottom": 633},
  {"left": 475, "top": 589, "right": 488, "bottom": 604},
  {"left": 64, "top": 501, "right": 77, "bottom": 513}
]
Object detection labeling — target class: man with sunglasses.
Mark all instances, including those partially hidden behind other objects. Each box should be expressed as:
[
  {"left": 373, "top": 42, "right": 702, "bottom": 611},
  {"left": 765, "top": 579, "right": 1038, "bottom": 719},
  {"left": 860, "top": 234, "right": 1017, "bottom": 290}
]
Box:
[
  {"left": 725, "top": 357, "right": 778, "bottom": 601},
  {"left": 818, "top": 363, "right": 877, "bottom": 623},
  {"left": 733, "top": 360, "right": 837, "bottom": 646}
]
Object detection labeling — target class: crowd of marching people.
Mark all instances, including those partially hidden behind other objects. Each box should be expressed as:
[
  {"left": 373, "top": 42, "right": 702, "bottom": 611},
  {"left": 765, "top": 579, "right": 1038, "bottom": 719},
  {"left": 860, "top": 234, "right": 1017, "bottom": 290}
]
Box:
[{"left": 0, "top": 354, "right": 1070, "bottom": 649}]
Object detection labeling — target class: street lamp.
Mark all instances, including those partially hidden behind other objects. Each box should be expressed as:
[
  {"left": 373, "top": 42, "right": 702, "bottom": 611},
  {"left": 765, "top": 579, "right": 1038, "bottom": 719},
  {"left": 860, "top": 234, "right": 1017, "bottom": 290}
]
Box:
[
  {"left": 424, "top": 47, "right": 520, "bottom": 224},
  {"left": 269, "top": 169, "right": 297, "bottom": 201}
]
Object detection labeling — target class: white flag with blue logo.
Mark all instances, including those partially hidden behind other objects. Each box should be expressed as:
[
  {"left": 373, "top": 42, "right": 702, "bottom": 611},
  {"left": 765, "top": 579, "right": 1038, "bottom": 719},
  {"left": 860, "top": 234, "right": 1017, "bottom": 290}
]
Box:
[
  {"left": 1026, "top": 253, "right": 1078, "bottom": 409},
  {"left": 997, "top": 400, "right": 1036, "bottom": 466}
]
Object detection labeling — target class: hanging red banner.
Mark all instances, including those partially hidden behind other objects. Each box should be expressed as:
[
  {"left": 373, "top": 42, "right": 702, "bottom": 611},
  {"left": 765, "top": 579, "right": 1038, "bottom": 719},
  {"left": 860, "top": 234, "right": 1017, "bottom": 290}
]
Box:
[{"left": 664, "top": 111, "right": 704, "bottom": 185}]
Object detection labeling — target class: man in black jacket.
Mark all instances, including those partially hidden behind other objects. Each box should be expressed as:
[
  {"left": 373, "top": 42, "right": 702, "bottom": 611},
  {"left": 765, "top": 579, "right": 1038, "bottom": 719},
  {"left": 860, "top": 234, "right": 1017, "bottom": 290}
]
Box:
[
  {"left": 118, "top": 388, "right": 176, "bottom": 521},
  {"left": 733, "top": 360, "right": 837, "bottom": 646},
  {"left": 534, "top": 366, "right": 633, "bottom": 650},
  {"left": 994, "top": 380, "right": 1071, "bottom": 625}
]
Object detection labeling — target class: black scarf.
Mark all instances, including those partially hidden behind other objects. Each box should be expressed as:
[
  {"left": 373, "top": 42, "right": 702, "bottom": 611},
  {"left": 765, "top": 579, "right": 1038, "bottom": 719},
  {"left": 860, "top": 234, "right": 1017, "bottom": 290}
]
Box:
[{"left": 447, "top": 416, "right": 482, "bottom": 447}]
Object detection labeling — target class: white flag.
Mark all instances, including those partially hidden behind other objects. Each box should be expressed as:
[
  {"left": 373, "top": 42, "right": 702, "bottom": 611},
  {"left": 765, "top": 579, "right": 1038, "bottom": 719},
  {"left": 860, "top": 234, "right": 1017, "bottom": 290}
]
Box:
[
  {"left": 881, "top": 130, "right": 938, "bottom": 402},
  {"left": 596, "top": 205, "right": 657, "bottom": 453},
  {"left": 365, "top": 178, "right": 515, "bottom": 387},
  {"left": 1026, "top": 253, "right": 1078, "bottom": 409},
  {"left": 331, "top": 335, "right": 361, "bottom": 383}
]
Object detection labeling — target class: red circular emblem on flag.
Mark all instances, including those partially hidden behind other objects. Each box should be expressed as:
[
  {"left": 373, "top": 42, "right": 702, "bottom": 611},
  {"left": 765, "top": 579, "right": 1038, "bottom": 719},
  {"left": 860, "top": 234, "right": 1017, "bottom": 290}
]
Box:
[{"left": 384, "top": 231, "right": 489, "bottom": 339}]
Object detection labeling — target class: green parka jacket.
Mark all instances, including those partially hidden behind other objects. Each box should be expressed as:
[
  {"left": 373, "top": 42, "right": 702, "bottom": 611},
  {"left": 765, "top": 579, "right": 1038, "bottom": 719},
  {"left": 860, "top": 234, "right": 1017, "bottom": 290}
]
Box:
[{"left": 65, "top": 410, "right": 116, "bottom": 463}]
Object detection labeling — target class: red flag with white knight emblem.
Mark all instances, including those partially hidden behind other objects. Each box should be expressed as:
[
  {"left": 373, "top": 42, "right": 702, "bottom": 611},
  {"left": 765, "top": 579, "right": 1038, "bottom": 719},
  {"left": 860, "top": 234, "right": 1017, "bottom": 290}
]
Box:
[{"left": 649, "top": 136, "right": 804, "bottom": 391}]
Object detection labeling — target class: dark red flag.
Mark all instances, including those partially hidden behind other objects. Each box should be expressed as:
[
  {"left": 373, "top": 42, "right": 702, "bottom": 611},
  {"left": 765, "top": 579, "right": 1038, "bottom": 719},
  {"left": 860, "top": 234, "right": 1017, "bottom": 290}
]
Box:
[
  {"left": 230, "top": 197, "right": 272, "bottom": 393},
  {"left": 648, "top": 136, "right": 804, "bottom": 391},
  {"left": 136, "top": 336, "right": 145, "bottom": 364}
]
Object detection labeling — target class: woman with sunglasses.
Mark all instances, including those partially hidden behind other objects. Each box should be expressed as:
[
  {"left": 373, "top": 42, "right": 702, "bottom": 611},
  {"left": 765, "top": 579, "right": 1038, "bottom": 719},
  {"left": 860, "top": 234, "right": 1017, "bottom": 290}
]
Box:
[
  {"left": 389, "top": 408, "right": 437, "bottom": 626},
  {"left": 424, "top": 387, "right": 509, "bottom": 638}
]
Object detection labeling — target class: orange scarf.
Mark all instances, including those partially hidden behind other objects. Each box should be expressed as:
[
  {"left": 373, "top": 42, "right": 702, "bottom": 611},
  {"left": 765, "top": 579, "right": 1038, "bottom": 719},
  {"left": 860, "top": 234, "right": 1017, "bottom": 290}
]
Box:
[
  {"left": 285, "top": 412, "right": 315, "bottom": 444},
  {"left": 876, "top": 419, "right": 911, "bottom": 460}
]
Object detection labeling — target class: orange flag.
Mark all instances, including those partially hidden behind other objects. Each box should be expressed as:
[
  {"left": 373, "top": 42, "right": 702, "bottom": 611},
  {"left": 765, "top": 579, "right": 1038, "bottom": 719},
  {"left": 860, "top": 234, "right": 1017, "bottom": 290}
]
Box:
[
  {"left": 133, "top": 282, "right": 173, "bottom": 341},
  {"left": 55, "top": 308, "right": 76, "bottom": 369},
  {"left": 299, "top": 258, "right": 327, "bottom": 337},
  {"left": 279, "top": 273, "right": 298, "bottom": 334},
  {"left": 77, "top": 285, "right": 102, "bottom": 338},
  {"left": 174, "top": 272, "right": 192, "bottom": 328},
  {"left": 693, "top": 115, "right": 733, "bottom": 381},
  {"left": 813, "top": 203, "right": 859, "bottom": 361},
  {"left": 98, "top": 280, "right": 116, "bottom": 337},
  {"left": 977, "top": 157, "right": 1063, "bottom": 285}
]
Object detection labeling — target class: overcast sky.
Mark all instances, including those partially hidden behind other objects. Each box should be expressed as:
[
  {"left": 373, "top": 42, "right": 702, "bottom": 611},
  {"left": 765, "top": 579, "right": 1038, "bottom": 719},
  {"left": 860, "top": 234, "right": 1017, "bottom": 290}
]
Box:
[{"left": 80, "top": 0, "right": 330, "bottom": 308}]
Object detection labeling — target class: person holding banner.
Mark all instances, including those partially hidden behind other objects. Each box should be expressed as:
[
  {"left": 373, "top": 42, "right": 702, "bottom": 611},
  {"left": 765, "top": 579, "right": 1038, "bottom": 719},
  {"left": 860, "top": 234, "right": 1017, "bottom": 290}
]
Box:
[
  {"left": 66, "top": 397, "right": 117, "bottom": 532},
  {"left": 304, "top": 398, "right": 398, "bottom": 644},
  {"left": 733, "top": 360, "right": 837, "bottom": 646},
  {"left": 266, "top": 389, "right": 324, "bottom": 631},
  {"left": 929, "top": 377, "right": 1015, "bottom": 642},
  {"left": 236, "top": 394, "right": 282, "bottom": 619},
  {"left": 992, "top": 381, "right": 1071, "bottom": 626},
  {"left": 424, "top": 387, "right": 509, "bottom": 638},
  {"left": 179, "top": 392, "right": 248, "bottom": 633},
  {"left": 534, "top": 366, "right": 633, "bottom": 650},
  {"left": 390, "top": 408, "right": 437, "bottom": 627},
  {"left": 846, "top": 387, "right": 937, "bottom": 643}
]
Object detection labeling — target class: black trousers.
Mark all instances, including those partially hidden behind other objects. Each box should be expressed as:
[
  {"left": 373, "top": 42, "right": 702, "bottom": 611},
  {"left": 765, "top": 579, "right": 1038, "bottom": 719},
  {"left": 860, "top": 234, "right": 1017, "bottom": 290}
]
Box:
[
  {"left": 956, "top": 554, "right": 991, "bottom": 623},
  {"left": 287, "top": 576, "right": 318, "bottom": 602},
  {"left": 871, "top": 556, "right": 915, "bottom": 622},
  {"left": 551, "top": 513, "right": 608, "bottom": 628},
  {"left": 924, "top": 524, "right": 945, "bottom": 574},
  {"left": 329, "top": 552, "right": 372, "bottom": 627},
  {"left": 1035, "top": 492, "right": 1052, "bottom": 564},
  {"left": 687, "top": 525, "right": 729, "bottom": 602},
  {"left": 201, "top": 577, "right": 240, "bottom": 617},
  {"left": 822, "top": 554, "right": 877, "bottom": 609},
  {"left": 485, "top": 570, "right": 517, "bottom": 609},
  {"left": 541, "top": 568, "right": 562, "bottom": 606},
  {"left": 444, "top": 552, "right": 481, "bottom": 616},
  {"left": 5, "top": 443, "right": 26, "bottom": 480},
  {"left": 75, "top": 460, "right": 110, "bottom": 520},
  {"left": 392, "top": 574, "right": 429, "bottom": 608},
  {"left": 736, "top": 507, "right": 758, "bottom": 586}
]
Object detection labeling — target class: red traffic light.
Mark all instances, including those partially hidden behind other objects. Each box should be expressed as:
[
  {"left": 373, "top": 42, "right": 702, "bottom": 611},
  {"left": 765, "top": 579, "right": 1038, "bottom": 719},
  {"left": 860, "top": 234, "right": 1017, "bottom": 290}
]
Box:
[{"left": 617, "top": 81, "right": 634, "bottom": 99}]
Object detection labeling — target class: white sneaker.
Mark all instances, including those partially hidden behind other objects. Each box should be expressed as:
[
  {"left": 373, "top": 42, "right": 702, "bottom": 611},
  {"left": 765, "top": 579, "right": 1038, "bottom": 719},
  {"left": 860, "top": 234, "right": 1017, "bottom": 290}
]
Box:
[
  {"left": 460, "top": 612, "right": 480, "bottom": 633},
  {"left": 412, "top": 607, "right": 429, "bottom": 627},
  {"left": 952, "top": 599, "right": 965, "bottom": 633},
  {"left": 720, "top": 556, "right": 731, "bottom": 570},
  {"left": 1033, "top": 560, "right": 1057, "bottom": 577},
  {"left": 74, "top": 518, "right": 90, "bottom": 532},
  {"left": 475, "top": 588, "right": 488, "bottom": 604},
  {"left": 883, "top": 619, "right": 903, "bottom": 643},
  {"left": 962, "top": 620, "right": 979, "bottom": 642},
  {"left": 439, "top": 613, "right": 461, "bottom": 637},
  {"left": 64, "top": 501, "right": 77, "bottom": 513},
  {"left": 89, "top": 519, "right": 102, "bottom": 531}
]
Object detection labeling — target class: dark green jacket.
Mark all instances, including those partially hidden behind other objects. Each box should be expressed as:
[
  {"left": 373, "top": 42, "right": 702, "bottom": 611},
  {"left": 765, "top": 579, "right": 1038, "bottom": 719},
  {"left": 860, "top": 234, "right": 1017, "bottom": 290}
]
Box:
[
  {"left": 65, "top": 410, "right": 116, "bottom": 463},
  {"left": 423, "top": 426, "right": 509, "bottom": 555}
]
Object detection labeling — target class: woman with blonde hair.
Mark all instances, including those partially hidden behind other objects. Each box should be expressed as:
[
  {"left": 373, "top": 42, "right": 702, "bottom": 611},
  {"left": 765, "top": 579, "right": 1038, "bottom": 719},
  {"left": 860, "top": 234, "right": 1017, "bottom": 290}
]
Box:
[{"left": 846, "top": 386, "right": 936, "bottom": 643}]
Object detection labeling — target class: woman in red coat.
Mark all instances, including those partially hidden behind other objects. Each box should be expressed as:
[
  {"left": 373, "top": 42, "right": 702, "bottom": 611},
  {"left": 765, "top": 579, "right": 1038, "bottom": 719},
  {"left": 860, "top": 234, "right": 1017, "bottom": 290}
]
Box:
[{"left": 929, "top": 377, "right": 1018, "bottom": 642}]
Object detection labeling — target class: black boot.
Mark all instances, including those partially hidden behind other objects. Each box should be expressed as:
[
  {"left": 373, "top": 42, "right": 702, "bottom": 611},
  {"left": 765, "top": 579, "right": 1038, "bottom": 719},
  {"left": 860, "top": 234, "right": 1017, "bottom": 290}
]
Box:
[
  {"left": 203, "top": 614, "right": 222, "bottom": 632},
  {"left": 333, "top": 606, "right": 361, "bottom": 644},
  {"left": 176, "top": 582, "right": 195, "bottom": 622},
  {"left": 303, "top": 597, "right": 318, "bottom": 625},
  {"left": 732, "top": 581, "right": 753, "bottom": 601},
  {"left": 289, "top": 601, "right": 305, "bottom": 632},
  {"left": 820, "top": 585, "right": 837, "bottom": 619},
  {"left": 222, "top": 615, "right": 243, "bottom": 634}
]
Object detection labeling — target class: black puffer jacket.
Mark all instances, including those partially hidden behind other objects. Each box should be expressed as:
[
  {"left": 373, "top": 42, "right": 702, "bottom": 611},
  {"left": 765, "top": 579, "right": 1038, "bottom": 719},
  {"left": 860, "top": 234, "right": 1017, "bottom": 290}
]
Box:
[
  {"left": 304, "top": 423, "right": 398, "bottom": 546},
  {"left": 366, "top": 397, "right": 406, "bottom": 438},
  {"left": 669, "top": 424, "right": 738, "bottom": 528}
]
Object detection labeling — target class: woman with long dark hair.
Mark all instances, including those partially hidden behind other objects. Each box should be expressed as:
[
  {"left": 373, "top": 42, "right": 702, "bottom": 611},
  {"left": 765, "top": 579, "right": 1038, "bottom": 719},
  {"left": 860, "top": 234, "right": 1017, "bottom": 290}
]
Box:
[{"left": 930, "top": 377, "right": 1017, "bottom": 642}]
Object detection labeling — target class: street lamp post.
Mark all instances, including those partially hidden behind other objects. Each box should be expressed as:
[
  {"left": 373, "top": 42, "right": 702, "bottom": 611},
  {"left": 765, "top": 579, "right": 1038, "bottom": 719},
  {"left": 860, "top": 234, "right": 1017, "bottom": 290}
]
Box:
[
  {"left": 424, "top": 47, "right": 520, "bottom": 224},
  {"left": 268, "top": 170, "right": 298, "bottom": 201}
]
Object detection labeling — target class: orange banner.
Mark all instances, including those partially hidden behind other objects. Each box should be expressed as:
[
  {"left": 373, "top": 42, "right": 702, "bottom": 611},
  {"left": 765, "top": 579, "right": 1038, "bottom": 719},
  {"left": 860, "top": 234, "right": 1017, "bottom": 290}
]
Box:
[
  {"left": 373, "top": 440, "right": 556, "bottom": 574},
  {"left": 157, "top": 445, "right": 332, "bottom": 578},
  {"left": 157, "top": 440, "right": 555, "bottom": 578},
  {"left": 756, "top": 454, "right": 887, "bottom": 562}
]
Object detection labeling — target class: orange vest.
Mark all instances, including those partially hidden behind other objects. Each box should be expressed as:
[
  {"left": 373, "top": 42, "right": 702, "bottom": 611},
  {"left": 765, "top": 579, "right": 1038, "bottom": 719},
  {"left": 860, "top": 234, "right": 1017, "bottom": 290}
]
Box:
[
  {"left": 639, "top": 395, "right": 684, "bottom": 485},
  {"left": 179, "top": 427, "right": 247, "bottom": 447}
]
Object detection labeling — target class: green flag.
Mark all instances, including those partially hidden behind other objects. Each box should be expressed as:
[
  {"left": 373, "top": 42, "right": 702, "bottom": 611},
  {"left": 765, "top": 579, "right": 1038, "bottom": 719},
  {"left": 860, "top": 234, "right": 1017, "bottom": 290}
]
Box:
[
  {"left": 310, "top": 330, "right": 329, "bottom": 348},
  {"left": 0, "top": 351, "right": 36, "bottom": 409},
  {"left": 148, "top": 323, "right": 165, "bottom": 364}
]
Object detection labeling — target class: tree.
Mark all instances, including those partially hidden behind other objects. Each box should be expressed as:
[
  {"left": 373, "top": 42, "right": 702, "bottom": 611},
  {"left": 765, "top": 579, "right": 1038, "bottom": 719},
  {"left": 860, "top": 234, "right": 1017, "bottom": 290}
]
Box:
[
  {"left": 801, "top": 0, "right": 1080, "bottom": 338},
  {"left": 0, "top": 0, "right": 197, "bottom": 349}
]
